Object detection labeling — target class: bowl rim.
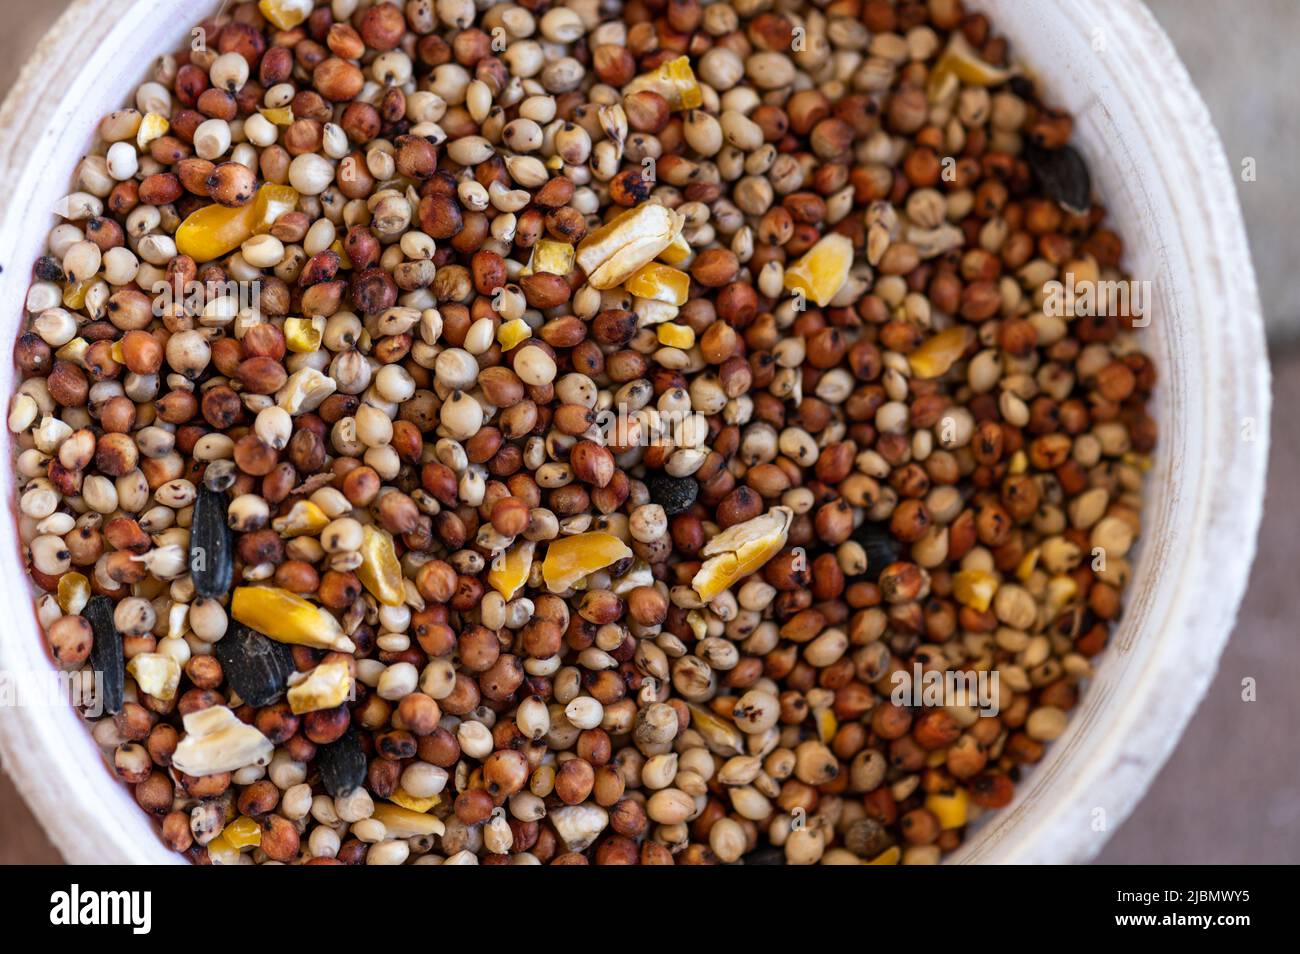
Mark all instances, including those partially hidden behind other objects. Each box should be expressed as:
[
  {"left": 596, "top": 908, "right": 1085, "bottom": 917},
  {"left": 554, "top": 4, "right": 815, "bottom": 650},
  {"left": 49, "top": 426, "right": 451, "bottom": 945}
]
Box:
[{"left": 0, "top": 0, "right": 1270, "bottom": 865}]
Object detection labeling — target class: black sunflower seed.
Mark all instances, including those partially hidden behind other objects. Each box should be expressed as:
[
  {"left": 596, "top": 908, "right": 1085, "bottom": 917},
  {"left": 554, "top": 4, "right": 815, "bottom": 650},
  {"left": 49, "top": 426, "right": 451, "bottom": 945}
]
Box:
[
  {"left": 1025, "top": 142, "right": 1091, "bottom": 216},
  {"left": 214, "top": 623, "right": 295, "bottom": 708},
  {"left": 317, "top": 731, "right": 367, "bottom": 798},
  {"left": 852, "top": 521, "right": 902, "bottom": 578},
  {"left": 190, "top": 485, "right": 233, "bottom": 599},
  {"left": 84, "top": 595, "right": 124, "bottom": 716},
  {"left": 644, "top": 472, "right": 698, "bottom": 516}
]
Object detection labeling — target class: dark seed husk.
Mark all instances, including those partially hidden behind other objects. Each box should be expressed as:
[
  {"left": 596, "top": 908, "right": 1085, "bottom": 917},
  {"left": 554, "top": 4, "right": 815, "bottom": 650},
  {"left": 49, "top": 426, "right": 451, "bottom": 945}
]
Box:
[
  {"left": 214, "top": 623, "right": 295, "bottom": 708},
  {"left": 742, "top": 847, "right": 786, "bottom": 865},
  {"left": 190, "top": 485, "right": 233, "bottom": 599},
  {"left": 84, "top": 595, "right": 124, "bottom": 715},
  {"left": 317, "top": 731, "right": 367, "bottom": 798},
  {"left": 1025, "top": 143, "right": 1091, "bottom": 216},
  {"left": 645, "top": 473, "right": 698, "bottom": 516},
  {"left": 853, "top": 521, "right": 902, "bottom": 578}
]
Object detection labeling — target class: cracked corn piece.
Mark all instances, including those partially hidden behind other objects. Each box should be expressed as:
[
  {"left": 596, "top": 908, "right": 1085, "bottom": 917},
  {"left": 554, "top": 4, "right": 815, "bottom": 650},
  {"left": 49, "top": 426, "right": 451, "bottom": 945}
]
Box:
[
  {"left": 691, "top": 506, "right": 794, "bottom": 602},
  {"left": 170, "top": 705, "right": 274, "bottom": 777},
  {"left": 62, "top": 279, "right": 94, "bottom": 310},
  {"left": 633, "top": 297, "right": 679, "bottom": 328},
  {"left": 625, "top": 262, "right": 690, "bottom": 305},
  {"left": 625, "top": 55, "right": 703, "bottom": 111},
  {"left": 953, "top": 569, "right": 998, "bottom": 612},
  {"left": 205, "top": 834, "right": 241, "bottom": 865},
  {"left": 136, "top": 112, "right": 169, "bottom": 151},
  {"left": 908, "top": 325, "right": 974, "bottom": 379},
  {"left": 258, "top": 0, "right": 313, "bottom": 30},
  {"left": 56, "top": 572, "right": 90, "bottom": 615},
  {"left": 221, "top": 815, "right": 263, "bottom": 850},
  {"left": 658, "top": 232, "right": 692, "bottom": 266},
  {"left": 925, "top": 788, "right": 970, "bottom": 829},
  {"left": 259, "top": 106, "right": 295, "bottom": 126},
  {"left": 783, "top": 233, "right": 854, "bottom": 307},
  {"left": 127, "top": 652, "right": 181, "bottom": 701},
  {"left": 926, "top": 32, "right": 1014, "bottom": 102},
  {"left": 271, "top": 499, "right": 329, "bottom": 537},
  {"left": 487, "top": 540, "right": 535, "bottom": 599},
  {"left": 575, "top": 202, "right": 685, "bottom": 290},
  {"left": 497, "top": 317, "right": 532, "bottom": 351},
  {"left": 283, "top": 316, "right": 324, "bottom": 353},
  {"left": 525, "top": 238, "right": 576, "bottom": 276},
  {"left": 541, "top": 532, "right": 632, "bottom": 593},
  {"left": 356, "top": 524, "right": 405, "bottom": 607},
  {"left": 175, "top": 183, "right": 298, "bottom": 262},
  {"left": 276, "top": 366, "right": 336, "bottom": 414},
  {"left": 230, "top": 586, "right": 355, "bottom": 653},
  {"left": 387, "top": 789, "right": 440, "bottom": 813},
  {"left": 287, "top": 659, "right": 354, "bottom": 715},
  {"left": 657, "top": 323, "right": 695, "bottom": 349},
  {"left": 371, "top": 802, "right": 446, "bottom": 838}
]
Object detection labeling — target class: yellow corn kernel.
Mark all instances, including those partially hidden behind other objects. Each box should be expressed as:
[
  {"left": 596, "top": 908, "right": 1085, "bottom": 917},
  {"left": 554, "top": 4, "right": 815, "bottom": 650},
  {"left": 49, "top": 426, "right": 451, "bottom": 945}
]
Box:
[
  {"left": 576, "top": 202, "right": 685, "bottom": 290},
  {"left": 388, "top": 789, "right": 440, "bottom": 813},
  {"left": 57, "top": 572, "right": 90, "bottom": 615},
  {"left": 542, "top": 533, "right": 633, "bottom": 593},
  {"left": 658, "top": 233, "right": 692, "bottom": 266},
  {"left": 953, "top": 569, "right": 998, "bottom": 613},
  {"left": 692, "top": 507, "right": 793, "bottom": 603},
  {"left": 260, "top": 106, "right": 295, "bottom": 126},
  {"left": 371, "top": 802, "right": 446, "bottom": 838},
  {"left": 110, "top": 339, "right": 125, "bottom": 365},
  {"left": 205, "top": 834, "right": 240, "bottom": 865},
  {"left": 687, "top": 703, "right": 745, "bottom": 756},
  {"left": 497, "top": 318, "right": 532, "bottom": 352},
  {"left": 357, "top": 524, "right": 405, "bottom": 607},
  {"left": 222, "top": 815, "right": 263, "bottom": 850},
  {"left": 231, "top": 586, "right": 355, "bottom": 653},
  {"left": 1123, "top": 451, "right": 1153, "bottom": 473},
  {"left": 783, "top": 233, "right": 854, "bottom": 307},
  {"left": 1008, "top": 449, "right": 1029, "bottom": 475},
  {"left": 626, "top": 262, "right": 690, "bottom": 305},
  {"left": 626, "top": 55, "right": 703, "bottom": 111},
  {"left": 284, "top": 316, "right": 324, "bottom": 353},
  {"left": 526, "top": 239, "right": 576, "bottom": 276},
  {"left": 327, "top": 240, "right": 352, "bottom": 271},
  {"left": 271, "top": 499, "right": 329, "bottom": 538},
  {"left": 686, "top": 609, "right": 708, "bottom": 641},
  {"left": 927, "top": 33, "right": 1014, "bottom": 102},
  {"left": 287, "top": 659, "right": 354, "bottom": 715},
  {"left": 259, "top": 0, "right": 313, "bottom": 30},
  {"left": 127, "top": 653, "right": 181, "bottom": 701},
  {"left": 175, "top": 183, "right": 299, "bottom": 262},
  {"left": 136, "top": 112, "right": 170, "bottom": 151},
  {"left": 488, "top": 541, "right": 535, "bottom": 600},
  {"left": 55, "top": 338, "right": 89, "bottom": 366},
  {"left": 925, "top": 788, "right": 970, "bottom": 829},
  {"left": 1016, "top": 547, "right": 1040, "bottom": 582},
  {"left": 908, "top": 325, "right": 974, "bottom": 379},
  {"left": 1046, "top": 574, "right": 1078, "bottom": 616},
  {"left": 814, "top": 708, "right": 838, "bottom": 745},
  {"left": 656, "top": 323, "right": 695, "bottom": 349},
  {"left": 867, "top": 846, "right": 901, "bottom": 865},
  {"left": 62, "top": 278, "right": 96, "bottom": 310}
]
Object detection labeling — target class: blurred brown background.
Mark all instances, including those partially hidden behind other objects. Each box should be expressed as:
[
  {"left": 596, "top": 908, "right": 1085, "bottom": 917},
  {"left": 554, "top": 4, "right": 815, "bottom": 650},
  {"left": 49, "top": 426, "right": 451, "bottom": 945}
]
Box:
[{"left": 1, "top": 0, "right": 1296, "bottom": 864}]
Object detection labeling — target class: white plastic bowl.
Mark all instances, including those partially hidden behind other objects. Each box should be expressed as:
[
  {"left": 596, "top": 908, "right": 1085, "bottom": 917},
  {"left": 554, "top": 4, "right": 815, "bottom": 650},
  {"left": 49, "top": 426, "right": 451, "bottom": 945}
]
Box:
[{"left": 0, "top": 0, "right": 1269, "bottom": 864}]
